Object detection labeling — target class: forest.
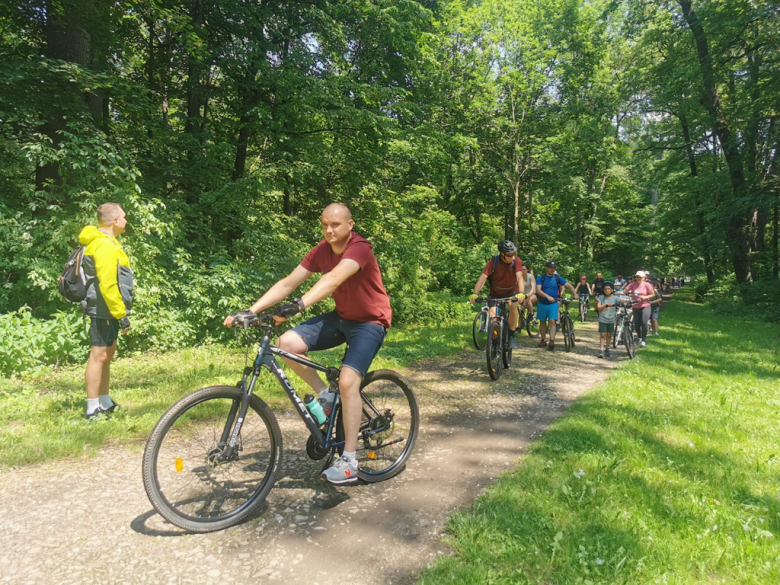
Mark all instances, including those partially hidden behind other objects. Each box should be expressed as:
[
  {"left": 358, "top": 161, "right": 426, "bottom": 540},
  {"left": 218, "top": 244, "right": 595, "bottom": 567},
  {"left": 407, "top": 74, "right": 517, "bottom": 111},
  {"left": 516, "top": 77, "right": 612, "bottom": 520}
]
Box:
[{"left": 1, "top": 0, "right": 778, "bottom": 373}]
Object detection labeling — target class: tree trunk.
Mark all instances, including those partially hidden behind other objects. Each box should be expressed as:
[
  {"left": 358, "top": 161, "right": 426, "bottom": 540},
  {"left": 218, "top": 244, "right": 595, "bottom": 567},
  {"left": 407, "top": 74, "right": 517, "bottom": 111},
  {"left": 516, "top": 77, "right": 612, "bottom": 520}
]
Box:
[
  {"left": 680, "top": 113, "right": 715, "bottom": 283},
  {"left": 36, "top": 0, "right": 106, "bottom": 193},
  {"left": 679, "top": 0, "right": 750, "bottom": 283},
  {"left": 232, "top": 115, "right": 251, "bottom": 180},
  {"left": 185, "top": 0, "right": 203, "bottom": 137},
  {"left": 773, "top": 194, "right": 779, "bottom": 279}
]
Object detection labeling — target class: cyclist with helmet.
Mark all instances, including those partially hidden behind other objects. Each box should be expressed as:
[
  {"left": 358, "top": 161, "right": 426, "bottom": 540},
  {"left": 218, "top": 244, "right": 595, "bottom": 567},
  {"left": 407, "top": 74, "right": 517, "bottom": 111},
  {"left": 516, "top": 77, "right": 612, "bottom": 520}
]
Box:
[
  {"left": 614, "top": 274, "right": 627, "bottom": 291},
  {"left": 575, "top": 275, "right": 592, "bottom": 315},
  {"left": 535, "top": 261, "right": 578, "bottom": 350},
  {"left": 470, "top": 240, "right": 523, "bottom": 349}
]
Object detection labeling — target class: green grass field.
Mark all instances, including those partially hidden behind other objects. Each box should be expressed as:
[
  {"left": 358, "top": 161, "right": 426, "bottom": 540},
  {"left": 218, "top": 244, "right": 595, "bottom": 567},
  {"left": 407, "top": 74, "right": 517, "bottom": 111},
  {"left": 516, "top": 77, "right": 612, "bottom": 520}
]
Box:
[
  {"left": 0, "top": 321, "right": 470, "bottom": 469},
  {"left": 420, "top": 290, "right": 780, "bottom": 584}
]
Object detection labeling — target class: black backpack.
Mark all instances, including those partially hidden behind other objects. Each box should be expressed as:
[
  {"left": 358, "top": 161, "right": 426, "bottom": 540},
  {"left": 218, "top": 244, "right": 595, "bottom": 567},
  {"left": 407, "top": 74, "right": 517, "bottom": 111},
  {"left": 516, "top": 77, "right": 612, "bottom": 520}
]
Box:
[
  {"left": 486, "top": 254, "right": 517, "bottom": 287},
  {"left": 57, "top": 245, "right": 89, "bottom": 303}
]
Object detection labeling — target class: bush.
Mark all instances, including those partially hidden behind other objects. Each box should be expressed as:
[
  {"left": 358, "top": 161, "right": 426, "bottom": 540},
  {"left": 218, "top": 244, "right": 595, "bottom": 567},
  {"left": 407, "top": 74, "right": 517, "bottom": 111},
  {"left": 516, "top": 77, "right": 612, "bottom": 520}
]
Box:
[
  {"left": 0, "top": 308, "right": 89, "bottom": 377},
  {"left": 701, "top": 275, "right": 780, "bottom": 323}
]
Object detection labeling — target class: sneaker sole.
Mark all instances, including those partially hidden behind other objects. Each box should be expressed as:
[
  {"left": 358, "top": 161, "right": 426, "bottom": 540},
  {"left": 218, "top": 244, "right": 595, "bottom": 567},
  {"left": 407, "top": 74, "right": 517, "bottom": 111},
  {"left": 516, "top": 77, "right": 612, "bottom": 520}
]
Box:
[{"left": 319, "top": 474, "right": 359, "bottom": 485}]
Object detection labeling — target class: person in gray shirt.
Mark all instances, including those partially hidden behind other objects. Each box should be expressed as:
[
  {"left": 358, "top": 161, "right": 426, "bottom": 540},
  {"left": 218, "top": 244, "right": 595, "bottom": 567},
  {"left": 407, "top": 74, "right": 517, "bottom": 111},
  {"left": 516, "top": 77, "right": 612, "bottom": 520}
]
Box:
[{"left": 596, "top": 282, "right": 617, "bottom": 358}]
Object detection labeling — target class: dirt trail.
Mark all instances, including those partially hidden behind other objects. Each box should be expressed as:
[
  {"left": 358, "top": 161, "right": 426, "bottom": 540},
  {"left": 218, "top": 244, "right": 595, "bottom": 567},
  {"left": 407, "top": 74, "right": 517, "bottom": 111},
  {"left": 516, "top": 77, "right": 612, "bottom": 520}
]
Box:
[{"left": 0, "top": 317, "right": 629, "bottom": 585}]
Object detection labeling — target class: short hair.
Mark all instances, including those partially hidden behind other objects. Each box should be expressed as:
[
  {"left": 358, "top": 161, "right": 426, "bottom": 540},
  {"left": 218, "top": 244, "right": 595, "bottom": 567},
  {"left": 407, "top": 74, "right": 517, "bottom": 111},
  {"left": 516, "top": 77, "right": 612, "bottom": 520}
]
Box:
[{"left": 97, "top": 203, "right": 124, "bottom": 226}]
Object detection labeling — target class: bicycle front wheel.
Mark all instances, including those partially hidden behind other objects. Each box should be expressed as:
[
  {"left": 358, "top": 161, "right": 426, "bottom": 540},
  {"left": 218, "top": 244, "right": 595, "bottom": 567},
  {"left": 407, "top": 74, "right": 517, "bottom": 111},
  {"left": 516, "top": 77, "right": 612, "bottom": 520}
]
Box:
[
  {"left": 502, "top": 322, "right": 513, "bottom": 369},
  {"left": 580, "top": 302, "right": 587, "bottom": 322},
  {"left": 142, "top": 385, "right": 282, "bottom": 533},
  {"left": 623, "top": 322, "right": 636, "bottom": 359},
  {"left": 355, "top": 370, "right": 419, "bottom": 483},
  {"left": 472, "top": 310, "right": 489, "bottom": 350},
  {"left": 561, "top": 317, "right": 571, "bottom": 352},
  {"left": 525, "top": 309, "right": 539, "bottom": 338},
  {"left": 486, "top": 321, "right": 503, "bottom": 380},
  {"left": 568, "top": 316, "right": 576, "bottom": 348}
]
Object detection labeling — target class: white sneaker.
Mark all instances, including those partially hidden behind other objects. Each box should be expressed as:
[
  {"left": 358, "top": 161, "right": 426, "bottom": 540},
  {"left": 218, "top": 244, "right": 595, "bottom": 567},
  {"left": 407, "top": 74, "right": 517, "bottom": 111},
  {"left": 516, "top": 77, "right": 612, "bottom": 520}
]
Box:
[{"left": 639, "top": 340, "right": 647, "bottom": 348}]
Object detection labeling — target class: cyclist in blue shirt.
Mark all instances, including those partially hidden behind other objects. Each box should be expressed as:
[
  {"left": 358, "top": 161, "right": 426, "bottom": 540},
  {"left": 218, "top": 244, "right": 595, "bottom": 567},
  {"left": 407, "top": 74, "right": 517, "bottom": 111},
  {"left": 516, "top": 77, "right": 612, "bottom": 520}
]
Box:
[{"left": 535, "top": 261, "right": 578, "bottom": 351}]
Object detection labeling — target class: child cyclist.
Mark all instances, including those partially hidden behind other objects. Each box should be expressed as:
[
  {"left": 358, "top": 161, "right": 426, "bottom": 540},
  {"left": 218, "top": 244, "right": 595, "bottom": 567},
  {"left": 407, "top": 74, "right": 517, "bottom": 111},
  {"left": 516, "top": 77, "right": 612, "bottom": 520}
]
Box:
[{"left": 595, "top": 281, "right": 618, "bottom": 358}]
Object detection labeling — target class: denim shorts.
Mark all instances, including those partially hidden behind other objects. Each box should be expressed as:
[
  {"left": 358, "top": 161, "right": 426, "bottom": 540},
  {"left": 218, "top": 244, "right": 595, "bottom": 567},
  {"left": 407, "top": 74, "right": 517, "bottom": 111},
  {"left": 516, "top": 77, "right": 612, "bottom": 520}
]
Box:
[
  {"left": 536, "top": 302, "right": 559, "bottom": 322},
  {"left": 289, "top": 311, "right": 387, "bottom": 377}
]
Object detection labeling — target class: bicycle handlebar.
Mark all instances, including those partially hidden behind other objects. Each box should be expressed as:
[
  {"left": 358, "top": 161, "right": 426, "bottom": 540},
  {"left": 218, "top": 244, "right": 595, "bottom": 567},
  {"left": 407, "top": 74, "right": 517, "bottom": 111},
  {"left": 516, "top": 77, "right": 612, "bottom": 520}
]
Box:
[{"left": 475, "top": 294, "right": 526, "bottom": 303}]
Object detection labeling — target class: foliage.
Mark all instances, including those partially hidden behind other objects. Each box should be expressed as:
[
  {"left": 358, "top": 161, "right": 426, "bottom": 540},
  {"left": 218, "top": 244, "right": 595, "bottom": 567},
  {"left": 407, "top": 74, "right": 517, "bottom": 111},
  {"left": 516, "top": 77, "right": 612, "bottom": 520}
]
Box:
[
  {"left": 1, "top": 0, "right": 777, "bottom": 376},
  {"left": 694, "top": 274, "right": 780, "bottom": 324},
  {"left": 421, "top": 291, "right": 780, "bottom": 583}
]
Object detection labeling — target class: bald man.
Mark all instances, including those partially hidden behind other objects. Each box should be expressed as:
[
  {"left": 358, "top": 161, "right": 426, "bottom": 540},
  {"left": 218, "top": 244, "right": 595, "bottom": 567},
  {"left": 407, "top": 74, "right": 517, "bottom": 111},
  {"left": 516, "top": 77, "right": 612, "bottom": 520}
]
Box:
[{"left": 224, "top": 203, "right": 392, "bottom": 484}]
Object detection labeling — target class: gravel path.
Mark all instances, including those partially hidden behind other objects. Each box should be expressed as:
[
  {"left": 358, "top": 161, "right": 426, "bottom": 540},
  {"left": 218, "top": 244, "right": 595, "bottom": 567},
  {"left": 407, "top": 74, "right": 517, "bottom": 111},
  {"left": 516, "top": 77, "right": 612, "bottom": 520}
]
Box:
[{"left": 0, "top": 316, "right": 628, "bottom": 584}]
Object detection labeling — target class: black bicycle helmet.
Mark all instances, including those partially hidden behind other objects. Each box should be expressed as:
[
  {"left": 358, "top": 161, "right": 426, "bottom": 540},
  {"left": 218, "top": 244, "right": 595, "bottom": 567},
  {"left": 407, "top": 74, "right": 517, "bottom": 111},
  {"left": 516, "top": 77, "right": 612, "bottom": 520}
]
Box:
[{"left": 497, "top": 240, "right": 517, "bottom": 254}]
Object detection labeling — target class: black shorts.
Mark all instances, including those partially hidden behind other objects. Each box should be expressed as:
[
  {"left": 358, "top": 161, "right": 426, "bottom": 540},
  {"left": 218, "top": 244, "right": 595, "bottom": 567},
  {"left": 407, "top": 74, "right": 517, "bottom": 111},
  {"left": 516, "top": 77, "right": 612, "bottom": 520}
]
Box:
[{"left": 90, "top": 318, "right": 119, "bottom": 347}]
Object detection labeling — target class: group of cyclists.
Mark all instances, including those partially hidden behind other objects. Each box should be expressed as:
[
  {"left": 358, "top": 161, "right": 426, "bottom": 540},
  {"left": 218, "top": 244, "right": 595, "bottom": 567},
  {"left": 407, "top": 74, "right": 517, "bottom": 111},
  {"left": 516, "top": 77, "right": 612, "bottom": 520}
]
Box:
[{"left": 468, "top": 240, "right": 668, "bottom": 357}]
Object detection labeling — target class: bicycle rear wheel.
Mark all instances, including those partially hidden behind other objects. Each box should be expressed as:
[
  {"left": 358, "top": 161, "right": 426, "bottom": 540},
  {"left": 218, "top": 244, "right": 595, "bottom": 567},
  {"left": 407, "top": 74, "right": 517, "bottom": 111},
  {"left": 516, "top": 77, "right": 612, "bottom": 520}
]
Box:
[
  {"left": 354, "top": 370, "right": 419, "bottom": 483},
  {"left": 142, "top": 385, "right": 282, "bottom": 533},
  {"left": 580, "top": 301, "right": 587, "bottom": 322},
  {"left": 472, "top": 310, "right": 489, "bottom": 350},
  {"left": 486, "top": 321, "right": 503, "bottom": 380}
]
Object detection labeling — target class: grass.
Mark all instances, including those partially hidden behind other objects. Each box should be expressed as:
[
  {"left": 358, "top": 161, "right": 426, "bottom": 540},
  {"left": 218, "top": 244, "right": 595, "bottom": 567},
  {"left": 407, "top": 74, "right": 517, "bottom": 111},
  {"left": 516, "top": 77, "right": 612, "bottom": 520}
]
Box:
[
  {"left": 0, "top": 320, "right": 471, "bottom": 469},
  {"left": 420, "top": 289, "right": 780, "bottom": 584}
]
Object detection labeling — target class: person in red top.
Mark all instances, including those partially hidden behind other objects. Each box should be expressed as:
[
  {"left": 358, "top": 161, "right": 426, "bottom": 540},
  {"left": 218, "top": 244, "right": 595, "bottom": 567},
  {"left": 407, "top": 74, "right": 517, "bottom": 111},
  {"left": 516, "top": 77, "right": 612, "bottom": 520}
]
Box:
[
  {"left": 469, "top": 240, "right": 523, "bottom": 349},
  {"left": 625, "top": 270, "right": 655, "bottom": 348},
  {"left": 223, "top": 203, "right": 391, "bottom": 485}
]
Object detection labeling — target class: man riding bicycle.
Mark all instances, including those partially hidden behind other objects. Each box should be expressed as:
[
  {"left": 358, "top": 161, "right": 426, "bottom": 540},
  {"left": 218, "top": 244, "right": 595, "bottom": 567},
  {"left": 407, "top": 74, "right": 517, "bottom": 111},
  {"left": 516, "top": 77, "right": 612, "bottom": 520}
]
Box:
[
  {"left": 223, "top": 203, "right": 391, "bottom": 485},
  {"left": 469, "top": 240, "right": 523, "bottom": 349}
]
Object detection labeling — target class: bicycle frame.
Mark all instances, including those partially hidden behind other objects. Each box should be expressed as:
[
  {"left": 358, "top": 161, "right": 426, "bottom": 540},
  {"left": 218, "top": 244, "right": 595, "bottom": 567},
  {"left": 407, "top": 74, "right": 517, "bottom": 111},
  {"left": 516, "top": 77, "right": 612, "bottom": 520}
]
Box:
[{"left": 218, "top": 326, "right": 397, "bottom": 463}]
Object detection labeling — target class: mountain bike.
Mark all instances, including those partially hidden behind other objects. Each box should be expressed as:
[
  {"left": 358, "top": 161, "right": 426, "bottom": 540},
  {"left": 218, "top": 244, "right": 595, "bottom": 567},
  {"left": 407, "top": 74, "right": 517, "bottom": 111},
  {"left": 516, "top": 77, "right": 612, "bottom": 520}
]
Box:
[
  {"left": 559, "top": 298, "right": 576, "bottom": 352},
  {"left": 476, "top": 295, "right": 520, "bottom": 380},
  {"left": 612, "top": 296, "right": 636, "bottom": 358},
  {"left": 578, "top": 294, "right": 589, "bottom": 322},
  {"left": 518, "top": 302, "right": 539, "bottom": 338},
  {"left": 472, "top": 301, "right": 490, "bottom": 350},
  {"left": 142, "top": 311, "right": 419, "bottom": 533}
]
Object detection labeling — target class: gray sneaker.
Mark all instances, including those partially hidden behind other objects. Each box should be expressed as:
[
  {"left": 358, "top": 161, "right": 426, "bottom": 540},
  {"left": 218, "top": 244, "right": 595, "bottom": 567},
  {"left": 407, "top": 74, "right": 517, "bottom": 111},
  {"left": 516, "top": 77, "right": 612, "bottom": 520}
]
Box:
[
  {"left": 508, "top": 336, "right": 518, "bottom": 349},
  {"left": 604, "top": 349, "right": 611, "bottom": 358},
  {"left": 597, "top": 350, "right": 604, "bottom": 358},
  {"left": 320, "top": 456, "right": 359, "bottom": 485},
  {"left": 84, "top": 406, "right": 110, "bottom": 422}
]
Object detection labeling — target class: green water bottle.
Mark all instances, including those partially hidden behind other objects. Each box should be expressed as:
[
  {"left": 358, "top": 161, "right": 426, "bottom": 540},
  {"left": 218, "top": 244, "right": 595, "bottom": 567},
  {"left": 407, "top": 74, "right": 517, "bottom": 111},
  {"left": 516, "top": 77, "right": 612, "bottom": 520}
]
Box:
[{"left": 304, "top": 394, "right": 327, "bottom": 424}]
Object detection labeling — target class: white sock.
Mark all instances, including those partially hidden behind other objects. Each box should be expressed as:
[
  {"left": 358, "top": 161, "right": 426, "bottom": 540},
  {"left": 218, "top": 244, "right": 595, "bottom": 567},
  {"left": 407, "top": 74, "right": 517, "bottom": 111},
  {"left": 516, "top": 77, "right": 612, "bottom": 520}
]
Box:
[
  {"left": 99, "top": 395, "right": 114, "bottom": 409},
  {"left": 86, "top": 398, "right": 100, "bottom": 414},
  {"left": 342, "top": 450, "right": 357, "bottom": 463}
]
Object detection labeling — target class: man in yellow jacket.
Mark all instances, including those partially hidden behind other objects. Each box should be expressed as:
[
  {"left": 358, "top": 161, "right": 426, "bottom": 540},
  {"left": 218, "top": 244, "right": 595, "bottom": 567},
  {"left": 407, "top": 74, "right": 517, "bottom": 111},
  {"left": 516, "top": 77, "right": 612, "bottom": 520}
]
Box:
[{"left": 78, "top": 203, "right": 134, "bottom": 420}]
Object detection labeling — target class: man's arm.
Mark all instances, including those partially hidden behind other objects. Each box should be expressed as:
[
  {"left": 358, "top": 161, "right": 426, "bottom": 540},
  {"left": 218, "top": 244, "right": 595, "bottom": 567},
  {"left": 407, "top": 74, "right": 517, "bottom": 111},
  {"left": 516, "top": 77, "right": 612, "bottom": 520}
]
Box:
[
  {"left": 225, "top": 264, "right": 313, "bottom": 327},
  {"left": 249, "top": 264, "right": 313, "bottom": 313},
  {"left": 299, "top": 259, "right": 360, "bottom": 308},
  {"left": 469, "top": 274, "right": 489, "bottom": 304},
  {"left": 565, "top": 282, "right": 578, "bottom": 296}
]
